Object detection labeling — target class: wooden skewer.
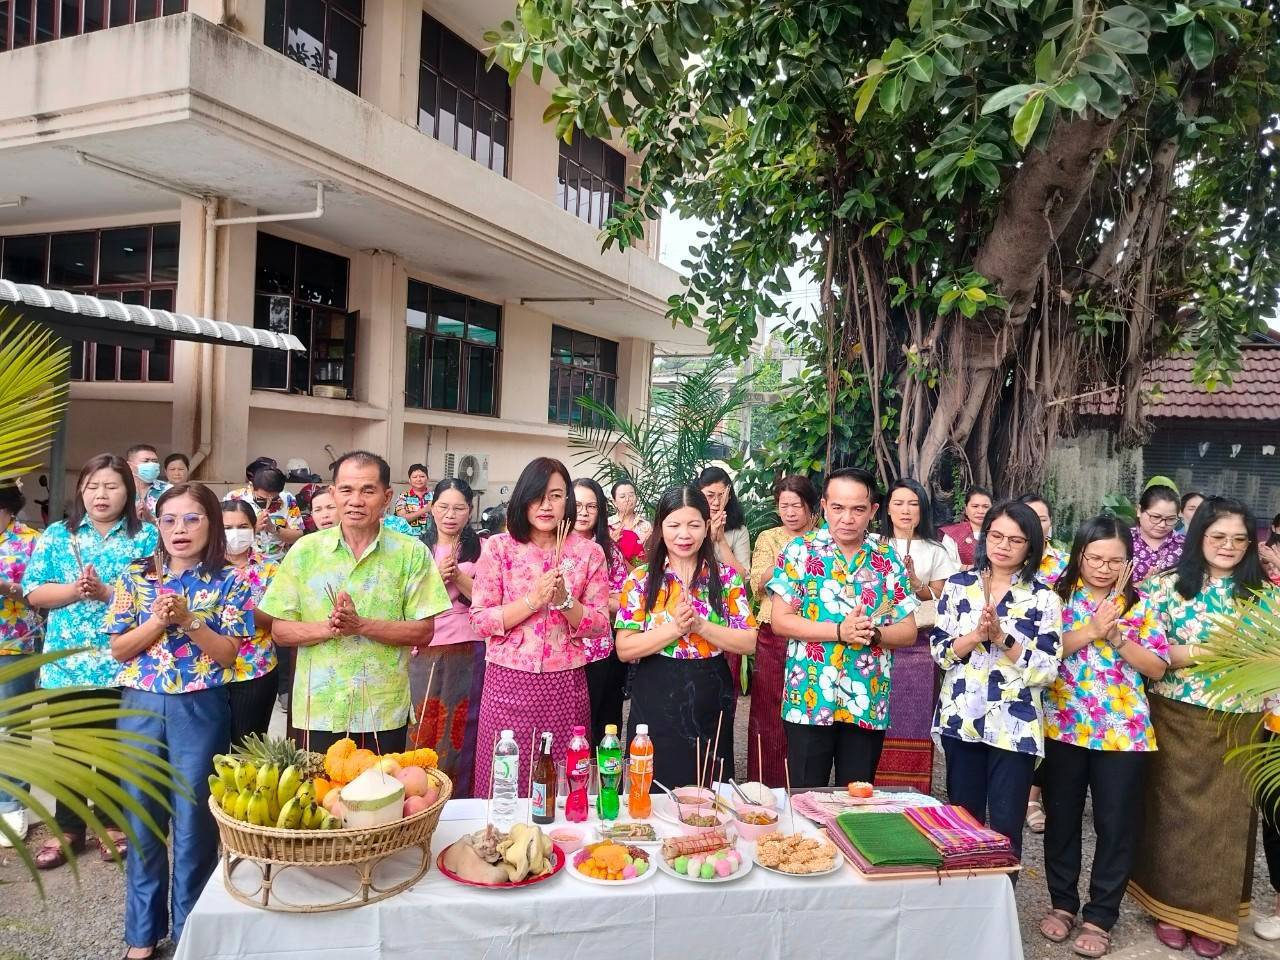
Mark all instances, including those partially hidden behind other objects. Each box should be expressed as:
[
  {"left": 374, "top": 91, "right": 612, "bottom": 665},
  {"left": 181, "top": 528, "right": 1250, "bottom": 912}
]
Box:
[
  {"left": 415, "top": 660, "right": 438, "bottom": 745},
  {"left": 717, "top": 758, "right": 725, "bottom": 795},
  {"left": 784, "top": 756, "right": 795, "bottom": 835},
  {"left": 706, "top": 710, "right": 725, "bottom": 794},
  {"left": 304, "top": 664, "right": 312, "bottom": 756},
  {"left": 756, "top": 732, "right": 763, "bottom": 787},
  {"left": 487, "top": 730, "right": 499, "bottom": 826}
]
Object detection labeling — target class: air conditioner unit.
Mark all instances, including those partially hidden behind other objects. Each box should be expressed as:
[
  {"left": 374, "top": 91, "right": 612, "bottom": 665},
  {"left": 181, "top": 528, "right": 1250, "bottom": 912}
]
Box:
[{"left": 444, "top": 452, "right": 489, "bottom": 492}]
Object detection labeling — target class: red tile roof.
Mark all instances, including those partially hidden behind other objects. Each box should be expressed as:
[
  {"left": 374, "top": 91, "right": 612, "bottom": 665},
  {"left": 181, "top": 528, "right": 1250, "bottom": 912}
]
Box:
[{"left": 1081, "top": 345, "right": 1280, "bottom": 421}]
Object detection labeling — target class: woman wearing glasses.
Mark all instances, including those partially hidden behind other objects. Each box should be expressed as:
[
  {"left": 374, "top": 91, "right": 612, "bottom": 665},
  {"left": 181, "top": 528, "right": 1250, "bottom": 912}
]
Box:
[
  {"left": 107, "top": 483, "right": 253, "bottom": 960},
  {"left": 930, "top": 500, "right": 1063, "bottom": 860},
  {"left": 1038, "top": 517, "right": 1169, "bottom": 957},
  {"left": 1131, "top": 485, "right": 1184, "bottom": 584},
  {"left": 1129, "top": 497, "right": 1274, "bottom": 957}
]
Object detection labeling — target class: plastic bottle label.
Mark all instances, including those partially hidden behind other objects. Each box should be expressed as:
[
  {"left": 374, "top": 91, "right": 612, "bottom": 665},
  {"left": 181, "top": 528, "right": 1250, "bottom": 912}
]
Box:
[
  {"left": 531, "top": 782, "right": 548, "bottom": 817},
  {"left": 494, "top": 757, "right": 517, "bottom": 780},
  {"left": 630, "top": 755, "right": 652, "bottom": 775}
]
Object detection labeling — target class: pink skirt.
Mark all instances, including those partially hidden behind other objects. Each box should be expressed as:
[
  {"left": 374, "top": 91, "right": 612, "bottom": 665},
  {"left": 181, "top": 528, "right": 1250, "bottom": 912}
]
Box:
[{"left": 473, "top": 662, "right": 590, "bottom": 801}]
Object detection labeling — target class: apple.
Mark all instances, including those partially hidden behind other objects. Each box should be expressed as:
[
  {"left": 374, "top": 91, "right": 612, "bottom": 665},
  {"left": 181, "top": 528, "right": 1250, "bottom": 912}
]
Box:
[
  {"left": 377, "top": 757, "right": 401, "bottom": 776},
  {"left": 322, "top": 787, "right": 344, "bottom": 812},
  {"left": 421, "top": 781, "right": 440, "bottom": 807},
  {"left": 403, "top": 795, "right": 430, "bottom": 818},
  {"left": 394, "top": 766, "right": 430, "bottom": 798}
]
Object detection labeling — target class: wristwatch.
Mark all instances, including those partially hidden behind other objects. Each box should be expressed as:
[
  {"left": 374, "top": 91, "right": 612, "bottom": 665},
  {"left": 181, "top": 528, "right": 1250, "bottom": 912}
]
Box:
[{"left": 186, "top": 616, "right": 205, "bottom": 633}]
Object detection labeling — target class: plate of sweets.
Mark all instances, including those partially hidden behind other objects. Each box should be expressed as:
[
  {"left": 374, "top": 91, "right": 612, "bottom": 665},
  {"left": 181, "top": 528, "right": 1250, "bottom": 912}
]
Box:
[
  {"left": 656, "top": 829, "right": 752, "bottom": 884},
  {"left": 753, "top": 832, "right": 843, "bottom": 878},
  {"left": 567, "top": 840, "right": 654, "bottom": 886}
]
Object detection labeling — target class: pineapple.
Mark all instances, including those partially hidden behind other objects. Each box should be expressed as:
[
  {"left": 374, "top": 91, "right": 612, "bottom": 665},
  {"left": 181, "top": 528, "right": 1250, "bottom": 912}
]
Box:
[{"left": 234, "top": 733, "right": 325, "bottom": 780}]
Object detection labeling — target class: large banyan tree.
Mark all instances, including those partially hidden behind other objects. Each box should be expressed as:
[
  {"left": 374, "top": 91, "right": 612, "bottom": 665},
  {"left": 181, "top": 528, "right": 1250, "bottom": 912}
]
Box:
[{"left": 490, "top": 0, "right": 1280, "bottom": 493}]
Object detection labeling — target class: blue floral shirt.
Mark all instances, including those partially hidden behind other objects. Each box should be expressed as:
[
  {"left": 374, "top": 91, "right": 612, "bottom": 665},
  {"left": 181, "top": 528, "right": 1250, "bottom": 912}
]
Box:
[
  {"left": 22, "top": 518, "right": 158, "bottom": 689},
  {"left": 107, "top": 561, "right": 254, "bottom": 694},
  {"left": 383, "top": 514, "right": 416, "bottom": 537},
  {"left": 930, "top": 570, "right": 1063, "bottom": 756},
  {"left": 139, "top": 479, "right": 171, "bottom": 518}
]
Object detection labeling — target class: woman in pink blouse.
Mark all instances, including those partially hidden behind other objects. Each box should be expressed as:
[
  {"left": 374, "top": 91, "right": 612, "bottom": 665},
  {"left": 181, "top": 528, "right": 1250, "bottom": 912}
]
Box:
[
  {"left": 410, "top": 478, "right": 486, "bottom": 797},
  {"left": 575, "top": 478, "right": 630, "bottom": 742},
  {"left": 470, "top": 459, "right": 610, "bottom": 796}
]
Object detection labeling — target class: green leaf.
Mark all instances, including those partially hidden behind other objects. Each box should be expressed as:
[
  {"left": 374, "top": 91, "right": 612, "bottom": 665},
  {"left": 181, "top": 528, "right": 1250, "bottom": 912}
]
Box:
[
  {"left": 907, "top": 54, "right": 934, "bottom": 82},
  {"left": 1100, "top": 5, "right": 1151, "bottom": 30},
  {"left": 1012, "top": 93, "right": 1045, "bottom": 148},
  {"left": 854, "top": 74, "right": 883, "bottom": 122},
  {"left": 1047, "top": 78, "right": 1087, "bottom": 111},
  {"left": 907, "top": 0, "right": 933, "bottom": 30},
  {"left": 933, "top": 50, "right": 961, "bottom": 76},
  {"left": 878, "top": 73, "right": 902, "bottom": 112},
  {"left": 1098, "top": 26, "right": 1149, "bottom": 54},
  {"left": 1075, "top": 73, "right": 1103, "bottom": 104},
  {"left": 1184, "top": 21, "right": 1215, "bottom": 69},
  {"left": 965, "top": 286, "right": 988, "bottom": 302},
  {"left": 542, "top": 100, "right": 570, "bottom": 123},
  {"left": 972, "top": 158, "right": 1001, "bottom": 190},
  {"left": 866, "top": 58, "right": 886, "bottom": 77},
  {"left": 1034, "top": 40, "right": 1057, "bottom": 83},
  {"left": 1165, "top": 4, "right": 1195, "bottom": 26},
  {"left": 884, "top": 38, "right": 910, "bottom": 64},
  {"left": 980, "top": 83, "right": 1035, "bottom": 114},
  {"left": 1078, "top": 52, "right": 1119, "bottom": 74},
  {"left": 779, "top": 17, "right": 800, "bottom": 45}
]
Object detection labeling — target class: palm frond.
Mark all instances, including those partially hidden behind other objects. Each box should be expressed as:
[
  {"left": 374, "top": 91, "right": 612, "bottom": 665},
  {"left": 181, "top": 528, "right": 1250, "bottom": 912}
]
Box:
[
  {"left": 0, "top": 652, "right": 182, "bottom": 895},
  {"left": 0, "top": 311, "right": 71, "bottom": 482}
]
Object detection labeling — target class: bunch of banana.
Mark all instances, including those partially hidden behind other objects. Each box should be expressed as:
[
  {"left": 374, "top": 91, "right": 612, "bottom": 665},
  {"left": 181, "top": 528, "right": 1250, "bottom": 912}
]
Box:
[{"left": 213, "top": 757, "right": 340, "bottom": 830}]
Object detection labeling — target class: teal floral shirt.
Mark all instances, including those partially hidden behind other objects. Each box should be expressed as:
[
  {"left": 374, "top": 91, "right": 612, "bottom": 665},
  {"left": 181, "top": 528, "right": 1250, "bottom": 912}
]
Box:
[
  {"left": 1044, "top": 584, "right": 1169, "bottom": 751},
  {"left": 931, "top": 571, "right": 1063, "bottom": 756},
  {"left": 22, "top": 518, "right": 158, "bottom": 689},
  {"left": 1145, "top": 573, "right": 1277, "bottom": 714},
  {"left": 107, "top": 561, "right": 254, "bottom": 693},
  {"left": 382, "top": 514, "right": 416, "bottom": 538},
  {"left": 767, "top": 529, "right": 918, "bottom": 730},
  {"left": 259, "top": 527, "right": 450, "bottom": 732}
]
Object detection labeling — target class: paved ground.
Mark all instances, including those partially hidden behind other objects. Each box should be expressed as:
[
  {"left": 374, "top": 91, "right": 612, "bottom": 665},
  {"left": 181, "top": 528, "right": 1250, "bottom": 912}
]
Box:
[{"left": 3, "top": 696, "right": 1279, "bottom": 959}]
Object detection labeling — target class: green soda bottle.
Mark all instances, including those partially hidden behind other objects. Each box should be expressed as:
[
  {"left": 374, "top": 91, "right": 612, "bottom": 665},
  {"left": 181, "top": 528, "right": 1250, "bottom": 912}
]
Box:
[{"left": 596, "top": 724, "right": 622, "bottom": 821}]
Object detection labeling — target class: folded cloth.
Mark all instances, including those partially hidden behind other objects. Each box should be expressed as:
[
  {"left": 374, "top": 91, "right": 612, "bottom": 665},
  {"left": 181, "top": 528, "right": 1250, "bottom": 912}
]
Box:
[
  {"left": 835, "top": 812, "right": 943, "bottom": 868},
  {"left": 904, "top": 804, "right": 1013, "bottom": 857}
]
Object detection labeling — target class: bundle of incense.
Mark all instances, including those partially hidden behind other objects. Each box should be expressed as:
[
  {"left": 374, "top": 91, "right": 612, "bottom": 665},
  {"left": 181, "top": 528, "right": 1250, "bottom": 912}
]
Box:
[
  {"left": 323, "top": 582, "right": 342, "bottom": 611},
  {"left": 981, "top": 569, "right": 993, "bottom": 606},
  {"left": 553, "top": 518, "right": 572, "bottom": 564},
  {"left": 661, "top": 830, "right": 730, "bottom": 860},
  {"left": 1109, "top": 561, "right": 1135, "bottom": 603},
  {"left": 69, "top": 533, "right": 85, "bottom": 577}
]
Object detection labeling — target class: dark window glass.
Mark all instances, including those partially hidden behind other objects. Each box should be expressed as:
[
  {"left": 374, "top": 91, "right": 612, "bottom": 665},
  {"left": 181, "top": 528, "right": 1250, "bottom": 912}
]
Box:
[
  {"left": 252, "top": 294, "right": 290, "bottom": 390},
  {"left": 83, "top": 0, "right": 104, "bottom": 31},
  {"left": 255, "top": 232, "right": 295, "bottom": 295},
  {"left": 405, "top": 330, "right": 426, "bottom": 409},
  {"left": 93, "top": 344, "right": 116, "bottom": 379},
  {"left": 68, "top": 340, "right": 85, "bottom": 379},
  {"left": 60, "top": 0, "right": 81, "bottom": 36},
  {"left": 151, "top": 223, "right": 179, "bottom": 281},
  {"left": 35, "top": 0, "right": 55, "bottom": 41},
  {"left": 118, "top": 347, "right": 143, "bottom": 380},
  {"left": 12, "top": 0, "right": 30, "bottom": 46},
  {"left": 266, "top": 0, "right": 363, "bottom": 95},
  {"left": 467, "top": 300, "right": 500, "bottom": 346},
  {"left": 135, "top": 0, "right": 156, "bottom": 20},
  {"left": 2, "top": 235, "right": 48, "bottom": 284},
  {"left": 162, "top": 0, "right": 183, "bottom": 13},
  {"left": 465, "top": 345, "right": 496, "bottom": 415},
  {"left": 49, "top": 232, "right": 96, "bottom": 287},
  {"left": 98, "top": 226, "right": 150, "bottom": 284},
  {"left": 404, "top": 278, "right": 501, "bottom": 415},
  {"left": 148, "top": 334, "right": 172, "bottom": 381},
  {"left": 431, "top": 289, "right": 466, "bottom": 340},
  {"left": 1, "top": 3, "right": 9, "bottom": 52},
  {"left": 418, "top": 14, "right": 510, "bottom": 175},
  {"left": 109, "top": 0, "right": 130, "bottom": 27},
  {"left": 428, "top": 337, "right": 460, "bottom": 411},
  {"left": 548, "top": 325, "right": 618, "bottom": 425},
  {"left": 295, "top": 243, "right": 347, "bottom": 307},
  {"left": 557, "top": 135, "right": 625, "bottom": 228}
]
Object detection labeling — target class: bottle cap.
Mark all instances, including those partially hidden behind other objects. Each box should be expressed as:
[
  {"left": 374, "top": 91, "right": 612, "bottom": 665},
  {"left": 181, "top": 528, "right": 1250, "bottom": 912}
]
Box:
[
  {"left": 572, "top": 725, "right": 586, "bottom": 736},
  {"left": 501, "top": 729, "right": 514, "bottom": 739},
  {"left": 635, "top": 724, "right": 648, "bottom": 735},
  {"left": 605, "top": 724, "right": 618, "bottom": 735}
]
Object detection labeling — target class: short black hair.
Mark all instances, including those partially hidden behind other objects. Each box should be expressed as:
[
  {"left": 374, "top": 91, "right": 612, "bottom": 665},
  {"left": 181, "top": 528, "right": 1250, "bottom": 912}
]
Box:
[
  {"left": 331, "top": 450, "right": 391, "bottom": 488},
  {"left": 1140, "top": 485, "right": 1179, "bottom": 511},
  {"left": 1016, "top": 491, "right": 1051, "bottom": 512},
  {"left": 1180, "top": 491, "right": 1203, "bottom": 510},
  {"left": 694, "top": 465, "right": 745, "bottom": 531},
  {"left": 1174, "top": 495, "right": 1265, "bottom": 600},
  {"left": 965, "top": 485, "right": 992, "bottom": 504},
  {"left": 251, "top": 467, "right": 286, "bottom": 494},
  {"left": 244, "top": 456, "right": 278, "bottom": 482},
  {"left": 823, "top": 466, "right": 879, "bottom": 500},
  {"left": 70, "top": 453, "right": 142, "bottom": 536},
  {"left": 222, "top": 498, "right": 258, "bottom": 526},
  {"left": 507, "top": 457, "right": 575, "bottom": 543},
  {"left": 408, "top": 463, "right": 428, "bottom": 477},
  {"left": 972, "top": 500, "right": 1044, "bottom": 580},
  {"left": 164, "top": 453, "right": 189, "bottom": 468},
  {"left": 611, "top": 479, "right": 637, "bottom": 498},
  {"left": 125, "top": 443, "right": 158, "bottom": 461},
  {"left": 0, "top": 482, "right": 24, "bottom": 515}
]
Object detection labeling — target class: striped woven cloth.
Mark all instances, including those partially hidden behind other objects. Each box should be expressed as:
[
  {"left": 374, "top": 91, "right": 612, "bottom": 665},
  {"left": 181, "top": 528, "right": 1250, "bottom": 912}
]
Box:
[{"left": 904, "top": 804, "right": 1012, "bottom": 857}]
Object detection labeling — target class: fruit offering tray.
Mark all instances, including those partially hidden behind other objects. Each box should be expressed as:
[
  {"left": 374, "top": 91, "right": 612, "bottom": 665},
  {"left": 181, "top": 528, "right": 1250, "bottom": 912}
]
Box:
[{"left": 209, "top": 767, "right": 453, "bottom": 914}]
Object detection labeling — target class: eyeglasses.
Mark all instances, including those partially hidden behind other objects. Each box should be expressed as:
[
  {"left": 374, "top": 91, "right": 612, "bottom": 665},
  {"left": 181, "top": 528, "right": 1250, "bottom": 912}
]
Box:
[
  {"left": 1143, "top": 511, "right": 1179, "bottom": 527},
  {"left": 986, "top": 531, "right": 1027, "bottom": 548},
  {"left": 577, "top": 503, "right": 599, "bottom": 513},
  {"left": 158, "top": 513, "right": 205, "bottom": 529},
  {"left": 1083, "top": 554, "right": 1128, "bottom": 571},
  {"left": 1206, "top": 533, "right": 1250, "bottom": 548},
  {"left": 434, "top": 506, "right": 469, "bottom": 517}
]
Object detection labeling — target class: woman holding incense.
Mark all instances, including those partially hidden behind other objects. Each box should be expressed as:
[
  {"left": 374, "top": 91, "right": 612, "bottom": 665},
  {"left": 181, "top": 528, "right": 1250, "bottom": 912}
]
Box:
[
  {"left": 878, "top": 478, "right": 960, "bottom": 793},
  {"left": 939, "top": 485, "right": 992, "bottom": 570},
  {"left": 1038, "top": 516, "right": 1168, "bottom": 958},
  {"left": 576, "top": 477, "right": 631, "bottom": 743},
  {"left": 930, "top": 500, "right": 1063, "bottom": 861},
  {"left": 1129, "top": 496, "right": 1274, "bottom": 957},
  {"left": 23, "top": 453, "right": 158, "bottom": 870},
  {"left": 747, "top": 475, "right": 819, "bottom": 786},
  {"left": 471, "top": 458, "right": 611, "bottom": 793},
  {"left": 616, "top": 485, "right": 757, "bottom": 788},
  {"left": 409, "top": 478, "right": 485, "bottom": 797}
]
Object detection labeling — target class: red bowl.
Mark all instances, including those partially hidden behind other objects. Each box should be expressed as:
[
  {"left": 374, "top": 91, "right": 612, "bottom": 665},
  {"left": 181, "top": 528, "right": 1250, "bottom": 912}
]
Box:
[{"left": 436, "top": 842, "right": 565, "bottom": 889}]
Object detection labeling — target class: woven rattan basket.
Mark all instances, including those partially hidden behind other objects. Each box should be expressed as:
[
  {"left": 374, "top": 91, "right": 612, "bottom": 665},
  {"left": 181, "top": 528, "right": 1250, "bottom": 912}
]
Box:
[{"left": 211, "top": 767, "right": 452, "bottom": 912}]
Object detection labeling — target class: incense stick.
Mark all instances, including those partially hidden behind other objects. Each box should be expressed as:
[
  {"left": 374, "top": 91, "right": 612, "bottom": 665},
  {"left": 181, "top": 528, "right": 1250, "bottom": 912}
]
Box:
[
  {"left": 414, "top": 660, "right": 438, "bottom": 744},
  {"left": 756, "top": 732, "right": 762, "bottom": 787},
  {"left": 304, "top": 664, "right": 312, "bottom": 756},
  {"left": 783, "top": 756, "right": 795, "bottom": 834},
  {"left": 486, "top": 730, "right": 499, "bottom": 826},
  {"left": 707, "top": 711, "right": 724, "bottom": 793}
]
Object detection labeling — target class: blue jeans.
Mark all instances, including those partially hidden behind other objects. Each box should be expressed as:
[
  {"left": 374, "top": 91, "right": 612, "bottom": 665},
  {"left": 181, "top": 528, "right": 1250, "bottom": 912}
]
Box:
[
  {"left": 119, "top": 686, "right": 230, "bottom": 948},
  {"left": 0, "top": 654, "right": 36, "bottom": 814}
]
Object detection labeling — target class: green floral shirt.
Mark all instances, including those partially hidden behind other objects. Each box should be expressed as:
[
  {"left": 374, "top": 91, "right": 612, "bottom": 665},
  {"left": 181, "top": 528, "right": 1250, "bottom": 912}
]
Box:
[
  {"left": 766, "top": 529, "right": 918, "bottom": 730},
  {"left": 259, "top": 527, "right": 450, "bottom": 732}
]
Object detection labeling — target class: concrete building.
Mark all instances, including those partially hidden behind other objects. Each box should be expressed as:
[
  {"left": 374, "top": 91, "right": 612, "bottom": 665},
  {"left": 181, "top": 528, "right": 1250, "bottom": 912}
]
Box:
[{"left": 0, "top": 1, "right": 704, "bottom": 511}]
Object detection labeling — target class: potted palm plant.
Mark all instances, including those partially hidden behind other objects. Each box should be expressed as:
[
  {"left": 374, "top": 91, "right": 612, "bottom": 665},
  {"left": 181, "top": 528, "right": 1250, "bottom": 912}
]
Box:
[{"left": 0, "top": 311, "right": 179, "bottom": 891}]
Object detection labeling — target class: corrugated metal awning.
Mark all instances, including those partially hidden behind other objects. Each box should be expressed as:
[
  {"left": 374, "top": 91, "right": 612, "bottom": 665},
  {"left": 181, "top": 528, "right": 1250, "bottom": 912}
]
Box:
[{"left": 0, "top": 280, "right": 306, "bottom": 352}]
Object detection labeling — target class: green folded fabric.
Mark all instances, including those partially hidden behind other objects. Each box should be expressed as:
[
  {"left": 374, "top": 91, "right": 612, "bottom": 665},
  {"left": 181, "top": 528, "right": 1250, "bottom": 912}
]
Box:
[{"left": 836, "top": 812, "right": 943, "bottom": 867}]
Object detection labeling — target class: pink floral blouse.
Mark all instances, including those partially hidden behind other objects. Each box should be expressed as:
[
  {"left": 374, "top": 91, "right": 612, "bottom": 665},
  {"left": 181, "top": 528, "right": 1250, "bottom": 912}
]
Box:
[
  {"left": 469, "top": 531, "right": 611, "bottom": 674},
  {"left": 422, "top": 542, "right": 480, "bottom": 647}
]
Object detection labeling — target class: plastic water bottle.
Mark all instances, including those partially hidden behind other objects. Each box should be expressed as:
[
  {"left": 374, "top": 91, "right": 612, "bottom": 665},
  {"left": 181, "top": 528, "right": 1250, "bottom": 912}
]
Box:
[
  {"left": 565, "top": 725, "right": 591, "bottom": 823},
  {"left": 491, "top": 729, "right": 520, "bottom": 830},
  {"left": 597, "top": 724, "right": 622, "bottom": 821}
]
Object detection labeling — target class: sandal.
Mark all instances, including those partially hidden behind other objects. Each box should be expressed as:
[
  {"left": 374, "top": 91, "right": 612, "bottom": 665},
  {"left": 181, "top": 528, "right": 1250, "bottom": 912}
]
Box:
[
  {"left": 1026, "top": 799, "right": 1046, "bottom": 833},
  {"left": 1188, "top": 935, "right": 1224, "bottom": 958},
  {"left": 1040, "top": 909, "right": 1075, "bottom": 943},
  {"left": 121, "top": 948, "right": 155, "bottom": 960},
  {"left": 1073, "top": 924, "right": 1111, "bottom": 958},
  {"left": 98, "top": 828, "right": 128, "bottom": 862},
  {"left": 35, "top": 833, "right": 85, "bottom": 870}
]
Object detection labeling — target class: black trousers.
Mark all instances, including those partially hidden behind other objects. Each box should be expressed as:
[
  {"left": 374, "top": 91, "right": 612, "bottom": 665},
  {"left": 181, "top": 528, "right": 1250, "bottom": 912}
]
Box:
[
  {"left": 784, "top": 721, "right": 885, "bottom": 788},
  {"left": 585, "top": 650, "right": 627, "bottom": 745},
  {"left": 227, "top": 668, "right": 279, "bottom": 748},
  {"left": 941, "top": 735, "right": 1036, "bottom": 862},
  {"left": 304, "top": 726, "right": 408, "bottom": 756},
  {"left": 1040, "top": 738, "right": 1147, "bottom": 929},
  {"left": 53, "top": 688, "right": 122, "bottom": 835},
  {"left": 1259, "top": 735, "right": 1280, "bottom": 891}
]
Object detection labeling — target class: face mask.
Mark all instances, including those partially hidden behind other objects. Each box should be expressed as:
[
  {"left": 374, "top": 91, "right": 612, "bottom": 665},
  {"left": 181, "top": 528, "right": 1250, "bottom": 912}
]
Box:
[
  {"left": 225, "top": 529, "right": 256, "bottom": 555},
  {"left": 137, "top": 462, "right": 161, "bottom": 483}
]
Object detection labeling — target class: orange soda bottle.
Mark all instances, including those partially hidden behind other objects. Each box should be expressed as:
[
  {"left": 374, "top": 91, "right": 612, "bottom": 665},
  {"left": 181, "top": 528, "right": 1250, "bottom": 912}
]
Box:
[{"left": 627, "top": 724, "right": 654, "bottom": 819}]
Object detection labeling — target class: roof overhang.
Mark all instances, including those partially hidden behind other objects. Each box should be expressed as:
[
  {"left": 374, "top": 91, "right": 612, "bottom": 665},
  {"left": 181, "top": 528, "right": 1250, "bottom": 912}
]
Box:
[{"left": 0, "top": 280, "right": 306, "bottom": 352}]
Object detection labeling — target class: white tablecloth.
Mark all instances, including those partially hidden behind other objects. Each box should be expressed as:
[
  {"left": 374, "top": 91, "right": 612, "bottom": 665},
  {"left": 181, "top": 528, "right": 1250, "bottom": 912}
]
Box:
[{"left": 175, "top": 798, "right": 1023, "bottom": 960}]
